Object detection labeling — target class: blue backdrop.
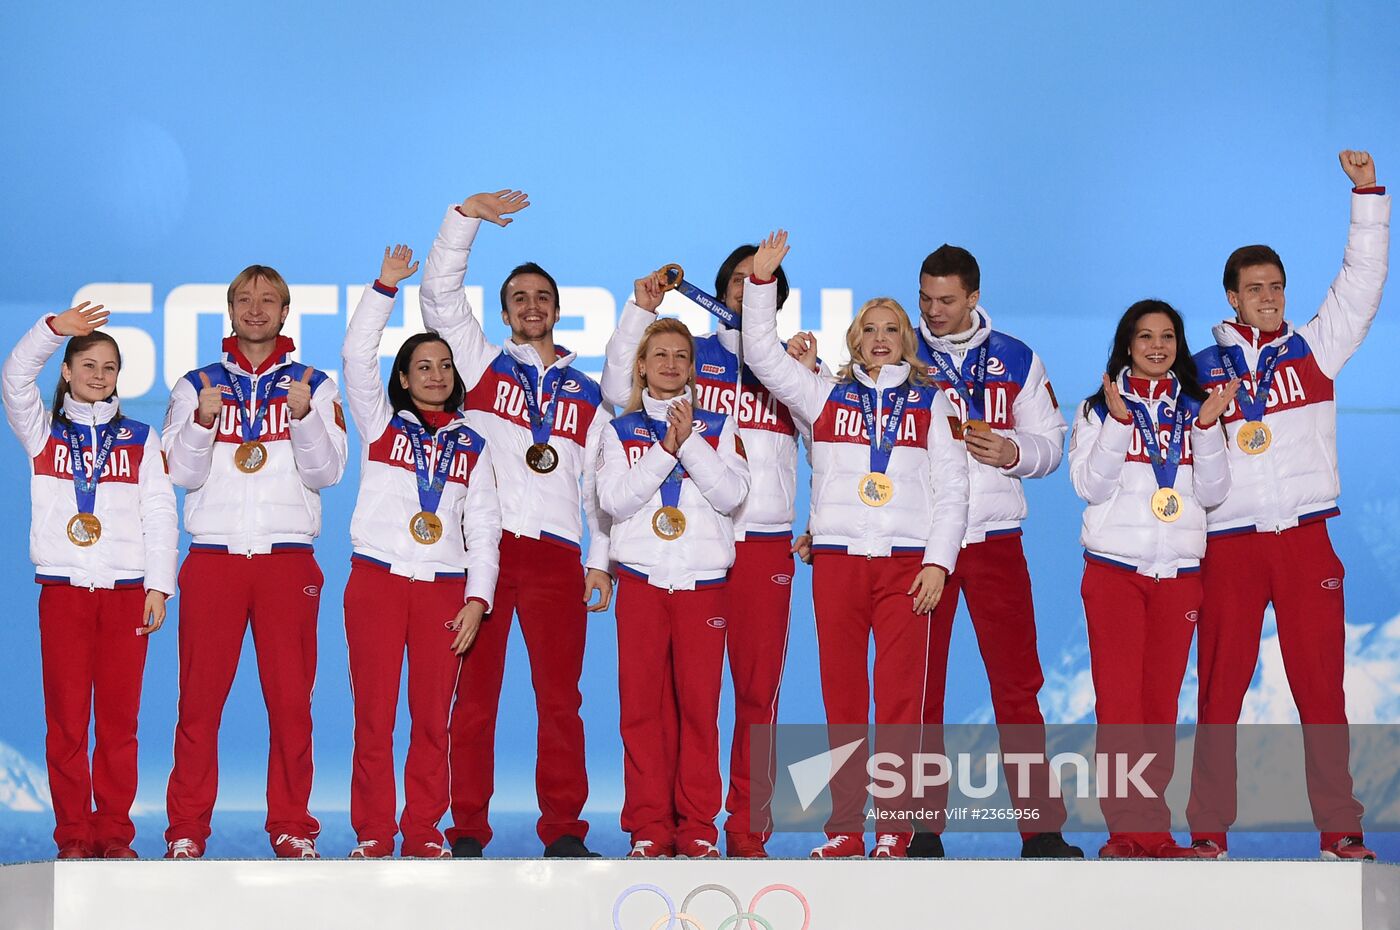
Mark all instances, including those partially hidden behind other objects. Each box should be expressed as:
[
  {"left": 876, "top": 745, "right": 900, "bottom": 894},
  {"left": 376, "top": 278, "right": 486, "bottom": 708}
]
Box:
[{"left": 2, "top": 0, "right": 1398, "bottom": 856}]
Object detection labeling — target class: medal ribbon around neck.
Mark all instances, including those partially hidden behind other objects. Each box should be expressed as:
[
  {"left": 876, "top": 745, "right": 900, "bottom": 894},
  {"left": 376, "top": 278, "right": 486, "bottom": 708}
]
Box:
[
  {"left": 66, "top": 424, "right": 117, "bottom": 515},
  {"left": 1121, "top": 374, "right": 1186, "bottom": 492},
  {"left": 641, "top": 411, "right": 686, "bottom": 510},
  {"left": 225, "top": 371, "right": 277, "bottom": 444},
  {"left": 512, "top": 361, "right": 564, "bottom": 446},
  {"left": 1217, "top": 343, "right": 1283, "bottom": 423},
  {"left": 925, "top": 338, "right": 990, "bottom": 422},
  {"left": 858, "top": 382, "right": 910, "bottom": 475},
  {"left": 401, "top": 417, "right": 460, "bottom": 517},
  {"left": 658, "top": 264, "right": 740, "bottom": 329}
]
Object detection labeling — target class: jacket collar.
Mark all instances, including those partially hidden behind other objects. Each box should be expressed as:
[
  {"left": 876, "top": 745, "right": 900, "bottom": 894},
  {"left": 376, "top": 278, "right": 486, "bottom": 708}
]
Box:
[
  {"left": 641, "top": 386, "right": 693, "bottom": 421},
  {"left": 1117, "top": 366, "right": 1178, "bottom": 402},
  {"left": 222, "top": 335, "right": 296, "bottom": 375},
  {"left": 1214, "top": 318, "right": 1292, "bottom": 353},
  {"left": 61, "top": 395, "right": 120, "bottom": 427},
  {"left": 920, "top": 306, "right": 992, "bottom": 355},
  {"left": 503, "top": 338, "right": 577, "bottom": 373},
  {"left": 853, "top": 361, "right": 912, "bottom": 390}
]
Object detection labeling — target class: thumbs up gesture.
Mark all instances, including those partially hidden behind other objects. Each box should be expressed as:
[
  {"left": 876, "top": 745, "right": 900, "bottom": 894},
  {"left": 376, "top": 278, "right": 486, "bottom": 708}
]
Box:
[
  {"left": 287, "top": 367, "right": 315, "bottom": 421},
  {"left": 196, "top": 372, "right": 224, "bottom": 428}
]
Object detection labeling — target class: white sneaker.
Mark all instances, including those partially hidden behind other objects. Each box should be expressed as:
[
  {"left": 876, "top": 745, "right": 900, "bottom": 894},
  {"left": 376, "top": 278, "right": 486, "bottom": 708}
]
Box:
[
  {"left": 627, "top": 840, "right": 670, "bottom": 858},
  {"left": 810, "top": 833, "right": 865, "bottom": 858},
  {"left": 349, "top": 840, "right": 389, "bottom": 859},
  {"left": 272, "top": 834, "right": 320, "bottom": 859},
  {"left": 164, "top": 838, "right": 203, "bottom": 859}
]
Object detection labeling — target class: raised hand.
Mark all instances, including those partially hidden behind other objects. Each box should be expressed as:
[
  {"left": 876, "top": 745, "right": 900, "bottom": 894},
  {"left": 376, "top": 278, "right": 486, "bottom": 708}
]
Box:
[
  {"left": 196, "top": 372, "right": 224, "bottom": 428},
  {"left": 908, "top": 565, "right": 947, "bottom": 615},
  {"left": 137, "top": 591, "right": 167, "bottom": 636},
  {"left": 661, "top": 398, "right": 693, "bottom": 454},
  {"left": 1103, "top": 374, "right": 1130, "bottom": 422},
  {"left": 51, "top": 301, "right": 109, "bottom": 337},
  {"left": 287, "top": 367, "right": 315, "bottom": 421},
  {"left": 583, "top": 568, "right": 614, "bottom": 613},
  {"left": 1196, "top": 378, "right": 1240, "bottom": 428},
  {"left": 1339, "top": 150, "right": 1378, "bottom": 189},
  {"left": 379, "top": 244, "right": 420, "bottom": 287},
  {"left": 451, "top": 601, "right": 487, "bottom": 655},
  {"left": 458, "top": 189, "right": 531, "bottom": 227},
  {"left": 754, "top": 230, "right": 789, "bottom": 282},
  {"left": 633, "top": 271, "right": 668, "bottom": 313},
  {"left": 785, "top": 331, "right": 819, "bottom": 371}
]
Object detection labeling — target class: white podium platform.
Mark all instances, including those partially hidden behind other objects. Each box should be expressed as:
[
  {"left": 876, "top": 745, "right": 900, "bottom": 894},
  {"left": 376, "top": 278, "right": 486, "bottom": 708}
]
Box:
[{"left": 1, "top": 858, "right": 1397, "bottom": 930}]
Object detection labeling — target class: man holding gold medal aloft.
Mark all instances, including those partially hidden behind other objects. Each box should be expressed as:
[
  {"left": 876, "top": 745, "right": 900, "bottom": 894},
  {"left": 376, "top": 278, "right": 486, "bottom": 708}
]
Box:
[
  {"left": 162, "top": 264, "right": 349, "bottom": 859},
  {"left": 1187, "top": 150, "right": 1390, "bottom": 861},
  {"left": 420, "top": 190, "right": 614, "bottom": 859}
]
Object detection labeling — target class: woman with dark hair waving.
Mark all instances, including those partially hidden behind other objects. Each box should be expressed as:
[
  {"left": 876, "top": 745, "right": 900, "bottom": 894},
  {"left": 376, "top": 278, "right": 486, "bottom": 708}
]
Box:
[
  {"left": 2, "top": 302, "right": 178, "bottom": 859},
  {"left": 598, "top": 309, "right": 750, "bottom": 859},
  {"left": 1069, "top": 299, "right": 1237, "bottom": 859},
  {"left": 340, "top": 245, "right": 501, "bottom": 859},
  {"left": 741, "top": 231, "right": 969, "bottom": 859}
]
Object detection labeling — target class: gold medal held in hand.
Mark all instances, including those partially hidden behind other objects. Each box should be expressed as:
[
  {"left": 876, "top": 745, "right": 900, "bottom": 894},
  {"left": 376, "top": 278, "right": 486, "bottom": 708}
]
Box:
[
  {"left": 656, "top": 263, "right": 684, "bottom": 293},
  {"left": 66, "top": 512, "right": 102, "bottom": 547},
  {"left": 1236, "top": 421, "right": 1272, "bottom": 455},
  {"left": 857, "top": 472, "right": 894, "bottom": 507},
  {"left": 525, "top": 442, "right": 558, "bottom": 474},
  {"left": 1150, "top": 487, "right": 1183, "bottom": 523},
  {"left": 234, "top": 440, "right": 268, "bottom": 473},
  {"left": 651, "top": 506, "right": 686, "bottom": 540},
  {"left": 963, "top": 419, "right": 991, "bottom": 434},
  {"left": 409, "top": 511, "right": 444, "bottom": 545}
]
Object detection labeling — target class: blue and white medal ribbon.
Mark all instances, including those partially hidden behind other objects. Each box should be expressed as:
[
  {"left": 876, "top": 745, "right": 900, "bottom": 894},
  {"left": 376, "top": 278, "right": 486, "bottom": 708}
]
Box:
[
  {"left": 401, "top": 417, "right": 461, "bottom": 545},
  {"left": 65, "top": 424, "right": 116, "bottom": 546},
  {"left": 641, "top": 412, "right": 687, "bottom": 540},
  {"left": 658, "top": 264, "right": 741, "bottom": 329},
  {"left": 855, "top": 382, "right": 908, "bottom": 507},
  {"left": 925, "top": 340, "right": 990, "bottom": 428},
  {"left": 1218, "top": 345, "right": 1281, "bottom": 455},
  {"left": 1122, "top": 377, "right": 1187, "bottom": 523},
  {"left": 513, "top": 362, "right": 563, "bottom": 473},
  {"left": 226, "top": 372, "right": 277, "bottom": 473}
]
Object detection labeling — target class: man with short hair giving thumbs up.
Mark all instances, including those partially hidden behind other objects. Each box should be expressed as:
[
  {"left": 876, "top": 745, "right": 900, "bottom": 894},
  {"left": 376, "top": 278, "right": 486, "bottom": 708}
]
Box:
[{"left": 161, "top": 264, "right": 348, "bottom": 859}]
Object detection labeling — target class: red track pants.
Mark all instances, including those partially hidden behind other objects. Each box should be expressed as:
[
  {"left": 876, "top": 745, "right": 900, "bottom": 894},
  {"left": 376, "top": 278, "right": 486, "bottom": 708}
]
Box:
[
  {"left": 344, "top": 560, "right": 464, "bottom": 849},
  {"left": 1188, "top": 521, "right": 1363, "bottom": 848},
  {"left": 1082, "top": 560, "right": 1199, "bottom": 846},
  {"left": 812, "top": 552, "right": 931, "bottom": 836},
  {"left": 922, "top": 534, "right": 1064, "bottom": 838},
  {"left": 446, "top": 535, "right": 589, "bottom": 848},
  {"left": 38, "top": 583, "right": 148, "bottom": 852},
  {"left": 165, "top": 549, "right": 323, "bottom": 845},
  {"left": 616, "top": 575, "right": 729, "bottom": 847},
  {"left": 722, "top": 536, "right": 794, "bottom": 837}
]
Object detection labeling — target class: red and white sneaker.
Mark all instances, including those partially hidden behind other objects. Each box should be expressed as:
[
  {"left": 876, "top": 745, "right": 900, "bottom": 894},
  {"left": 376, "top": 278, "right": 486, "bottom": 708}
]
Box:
[
  {"left": 870, "top": 833, "right": 910, "bottom": 858},
  {"left": 1191, "top": 839, "right": 1227, "bottom": 860},
  {"left": 1322, "top": 836, "right": 1376, "bottom": 861},
  {"left": 272, "top": 834, "right": 320, "bottom": 859},
  {"left": 627, "top": 840, "right": 672, "bottom": 858},
  {"left": 348, "top": 839, "right": 392, "bottom": 859},
  {"left": 401, "top": 840, "right": 452, "bottom": 859},
  {"left": 164, "top": 838, "right": 205, "bottom": 860},
  {"left": 810, "top": 833, "right": 865, "bottom": 858},
  {"left": 725, "top": 832, "right": 768, "bottom": 859},
  {"left": 678, "top": 839, "right": 721, "bottom": 859}
]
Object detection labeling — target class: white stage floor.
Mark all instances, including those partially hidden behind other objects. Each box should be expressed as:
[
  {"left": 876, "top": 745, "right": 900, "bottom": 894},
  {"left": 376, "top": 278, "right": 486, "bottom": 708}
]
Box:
[{"left": 1, "top": 858, "right": 1397, "bottom": 929}]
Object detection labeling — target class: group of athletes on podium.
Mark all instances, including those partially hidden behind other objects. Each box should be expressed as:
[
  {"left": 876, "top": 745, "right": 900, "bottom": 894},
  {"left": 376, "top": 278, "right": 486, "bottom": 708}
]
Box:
[{"left": 5, "top": 151, "right": 1387, "bottom": 862}]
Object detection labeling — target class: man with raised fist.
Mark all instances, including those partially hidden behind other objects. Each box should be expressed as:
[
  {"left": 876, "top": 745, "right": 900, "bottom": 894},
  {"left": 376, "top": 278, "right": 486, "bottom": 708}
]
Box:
[
  {"left": 420, "top": 190, "right": 613, "bottom": 859},
  {"left": 1188, "top": 151, "right": 1389, "bottom": 861},
  {"left": 161, "top": 264, "right": 348, "bottom": 859}
]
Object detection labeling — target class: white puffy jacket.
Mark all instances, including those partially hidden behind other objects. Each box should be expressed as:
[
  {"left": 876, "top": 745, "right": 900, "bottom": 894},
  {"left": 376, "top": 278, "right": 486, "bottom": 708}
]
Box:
[
  {"left": 342, "top": 283, "right": 501, "bottom": 607},
  {"left": 1193, "top": 190, "right": 1390, "bottom": 536},
  {"left": 602, "top": 301, "right": 807, "bottom": 539},
  {"left": 163, "top": 336, "right": 348, "bottom": 553},
  {"left": 917, "top": 309, "right": 1066, "bottom": 544},
  {"left": 3, "top": 316, "right": 178, "bottom": 593},
  {"left": 1070, "top": 373, "right": 1231, "bottom": 578},
  {"left": 420, "top": 206, "right": 612, "bottom": 571},
  {"left": 599, "top": 389, "right": 750, "bottom": 590},
  {"left": 742, "top": 278, "right": 969, "bottom": 571}
]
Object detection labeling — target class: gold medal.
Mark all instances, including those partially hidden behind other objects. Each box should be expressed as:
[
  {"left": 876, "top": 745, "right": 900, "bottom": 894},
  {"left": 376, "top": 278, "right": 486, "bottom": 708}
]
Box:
[
  {"left": 66, "top": 513, "right": 102, "bottom": 547},
  {"left": 857, "top": 472, "right": 894, "bottom": 507},
  {"left": 234, "top": 440, "right": 268, "bottom": 474},
  {"left": 651, "top": 506, "right": 686, "bottom": 540},
  {"left": 409, "top": 511, "right": 444, "bottom": 545},
  {"left": 656, "top": 263, "right": 684, "bottom": 292},
  {"left": 1151, "top": 487, "right": 1184, "bottom": 523},
  {"left": 963, "top": 419, "right": 991, "bottom": 434},
  {"left": 525, "top": 442, "right": 558, "bottom": 474},
  {"left": 1236, "top": 421, "right": 1272, "bottom": 455}
]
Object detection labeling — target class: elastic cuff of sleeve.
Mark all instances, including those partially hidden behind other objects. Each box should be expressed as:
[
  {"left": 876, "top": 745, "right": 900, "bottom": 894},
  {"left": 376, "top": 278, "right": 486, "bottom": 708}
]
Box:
[
  {"left": 44, "top": 316, "right": 61, "bottom": 335},
  {"left": 465, "top": 596, "right": 488, "bottom": 609},
  {"left": 1354, "top": 185, "right": 1386, "bottom": 195},
  {"left": 372, "top": 280, "right": 398, "bottom": 297},
  {"left": 1002, "top": 439, "right": 1021, "bottom": 470},
  {"left": 922, "top": 562, "right": 949, "bottom": 574},
  {"left": 1110, "top": 412, "right": 1132, "bottom": 425},
  {"left": 749, "top": 274, "right": 775, "bottom": 285}
]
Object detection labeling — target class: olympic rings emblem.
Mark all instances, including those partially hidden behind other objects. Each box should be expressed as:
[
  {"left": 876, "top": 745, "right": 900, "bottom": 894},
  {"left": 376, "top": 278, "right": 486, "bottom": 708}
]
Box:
[{"left": 613, "top": 883, "right": 811, "bottom": 930}]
